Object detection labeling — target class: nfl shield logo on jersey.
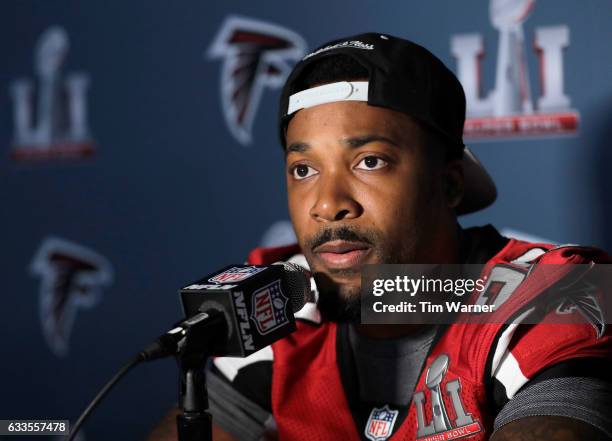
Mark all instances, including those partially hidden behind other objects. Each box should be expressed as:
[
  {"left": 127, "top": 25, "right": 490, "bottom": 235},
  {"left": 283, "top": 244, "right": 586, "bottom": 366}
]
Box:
[
  {"left": 365, "top": 405, "right": 399, "bottom": 441},
  {"left": 208, "top": 266, "right": 265, "bottom": 284},
  {"left": 250, "top": 280, "right": 289, "bottom": 335}
]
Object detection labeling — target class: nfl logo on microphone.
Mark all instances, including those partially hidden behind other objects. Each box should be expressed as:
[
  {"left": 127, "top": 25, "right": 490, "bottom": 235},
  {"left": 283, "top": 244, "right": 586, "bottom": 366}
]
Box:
[
  {"left": 251, "top": 280, "right": 289, "bottom": 335},
  {"left": 208, "top": 266, "right": 265, "bottom": 284},
  {"left": 365, "top": 405, "right": 399, "bottom": 441}
]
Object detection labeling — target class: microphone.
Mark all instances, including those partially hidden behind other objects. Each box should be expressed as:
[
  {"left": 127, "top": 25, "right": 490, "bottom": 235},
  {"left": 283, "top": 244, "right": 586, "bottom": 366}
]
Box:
[
  {"left": 141, "top": 262, "right": 311, "bottom": 361},
  {"left": 67, "top": 262, "right": 311, "bottom": 441}
]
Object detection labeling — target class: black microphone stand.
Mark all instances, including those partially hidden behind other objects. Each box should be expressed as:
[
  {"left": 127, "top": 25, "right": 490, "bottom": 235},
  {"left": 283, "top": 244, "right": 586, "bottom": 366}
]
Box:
[{"left": 174, "top": 310, "right": 226, "bottom": 441}]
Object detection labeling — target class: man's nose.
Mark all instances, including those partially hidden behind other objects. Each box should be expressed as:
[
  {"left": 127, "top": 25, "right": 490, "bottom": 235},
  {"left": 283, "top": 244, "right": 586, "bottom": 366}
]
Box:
[{"left": 309, "top": 173, "right": 363, "bottom": 222}]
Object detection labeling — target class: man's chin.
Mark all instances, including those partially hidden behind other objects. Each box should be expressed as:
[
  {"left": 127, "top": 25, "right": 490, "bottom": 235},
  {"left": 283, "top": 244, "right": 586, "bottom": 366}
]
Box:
[
  {"left": 317, "top": 292, "right": 361, "bottom": 324},
  {"left": 312, "top": 271, "right": 362, "bottom": 323}
]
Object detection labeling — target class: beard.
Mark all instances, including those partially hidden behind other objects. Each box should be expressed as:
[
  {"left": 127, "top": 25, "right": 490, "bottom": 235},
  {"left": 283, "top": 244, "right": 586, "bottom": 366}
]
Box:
[
  {"left": 314, "top": 272, "right": 362, "bottom": 323},
  {"left": 303, "top": 224, "right": 419, "bottom": 324}
]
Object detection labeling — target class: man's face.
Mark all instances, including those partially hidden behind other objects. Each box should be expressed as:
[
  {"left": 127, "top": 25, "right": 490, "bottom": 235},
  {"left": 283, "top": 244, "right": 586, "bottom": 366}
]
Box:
[{"left": 285, "top": 101, "right": 453, "bottom": 321}]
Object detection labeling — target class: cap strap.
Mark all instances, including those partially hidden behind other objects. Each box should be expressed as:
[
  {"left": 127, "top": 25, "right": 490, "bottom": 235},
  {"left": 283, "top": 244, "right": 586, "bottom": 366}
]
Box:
[{"left": 287, "top": 81, "right": 369, "bottom": 115}]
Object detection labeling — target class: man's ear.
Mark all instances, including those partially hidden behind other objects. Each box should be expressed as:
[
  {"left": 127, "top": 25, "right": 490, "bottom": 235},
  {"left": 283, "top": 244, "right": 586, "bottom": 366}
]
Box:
[{"left": 444, "top": 159, "right": 464, "bottom": 209}]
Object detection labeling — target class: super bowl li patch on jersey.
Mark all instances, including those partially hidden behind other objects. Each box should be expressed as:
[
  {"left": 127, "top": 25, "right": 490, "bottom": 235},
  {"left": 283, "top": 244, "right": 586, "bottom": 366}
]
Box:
[
  {"left": 414, "top": 354, "right": 482, "bottom": 441},
  {"left": 365, "top": 405, "right": 399, "bottom": 441},
  {"left": 208, "top": 266, "right": 265, "bottom": 284}
]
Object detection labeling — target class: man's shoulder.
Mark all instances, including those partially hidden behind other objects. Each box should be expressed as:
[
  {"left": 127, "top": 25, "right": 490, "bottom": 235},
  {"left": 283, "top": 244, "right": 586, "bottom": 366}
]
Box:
[{"left": 469, "top": 224, "right": 611, "bottom": 265}]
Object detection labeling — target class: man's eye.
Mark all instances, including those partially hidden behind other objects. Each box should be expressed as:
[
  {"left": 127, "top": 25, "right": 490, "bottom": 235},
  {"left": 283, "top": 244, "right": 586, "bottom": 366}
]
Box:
[
  {"left": 355, "top": 156, "right": 388, "bottom": 170},
  {"left": 291, "top": 164, "right": 318, "bottom": 180}
]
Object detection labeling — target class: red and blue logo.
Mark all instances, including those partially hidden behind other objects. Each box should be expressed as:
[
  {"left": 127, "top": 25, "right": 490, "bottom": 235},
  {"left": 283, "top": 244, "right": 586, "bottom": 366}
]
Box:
[
  {"left": 208, "top": 266, "right": 265, "bottom": 284},
  {"left": 365, "top": 405, "right": 399, "bottom": 441},
  {"left": 250, "top": 280, "right": 289, "bottom": 335}
]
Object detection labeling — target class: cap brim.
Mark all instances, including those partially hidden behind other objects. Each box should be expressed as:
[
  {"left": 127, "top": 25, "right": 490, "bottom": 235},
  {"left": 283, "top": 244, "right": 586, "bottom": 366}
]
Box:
[{"left": 456, "top": 147, "right": 497, "bottom": 215}]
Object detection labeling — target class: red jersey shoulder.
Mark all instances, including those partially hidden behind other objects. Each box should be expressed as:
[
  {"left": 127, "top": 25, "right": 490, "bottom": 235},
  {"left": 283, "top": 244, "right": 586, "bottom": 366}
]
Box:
[
  {"left": 444, "top": 238, "right": 612, "bottom": 383},
  {"left": 474, "top": 238, "right": 611, "bottom": 313},
  {"left": 478, "top": 239, "right": 612, "bottom": 396},
  {"left": 504, "top": 243, "right": 612, "bottom": 378}
]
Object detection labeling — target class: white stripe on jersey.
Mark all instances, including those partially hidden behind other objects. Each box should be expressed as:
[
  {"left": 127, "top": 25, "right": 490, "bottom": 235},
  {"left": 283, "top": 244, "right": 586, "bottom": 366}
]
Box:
[
  {"left": 287, "top": 253, "right": 310, "bottom": 270},
  {"left": 490, "top": 308, "right": 535, "bottom": 373},
  {"left": 491, "top": 308, "right": 535, "bottom": 399},
  {"left": 295, "top": 302, "right": 321, "bottom": 323},
  {"left": 494, "top": 352, "right": 529, "bottom": 399},
  {"left": 510, "top": 248, "right": 547, "bottom": 265},
  {"left": 214, "top": 345, "right": 274, "bottom": 382}
]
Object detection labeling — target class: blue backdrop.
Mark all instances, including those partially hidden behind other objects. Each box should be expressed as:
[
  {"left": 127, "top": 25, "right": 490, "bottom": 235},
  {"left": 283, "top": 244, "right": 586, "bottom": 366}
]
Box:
[{"left": 2, "top": 1, "right": 611, "bottom": 439}]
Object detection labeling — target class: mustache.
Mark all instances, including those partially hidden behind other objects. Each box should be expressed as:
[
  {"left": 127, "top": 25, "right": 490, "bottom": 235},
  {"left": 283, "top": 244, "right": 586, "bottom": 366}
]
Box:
[{"left": 306, "top": 226, "right": 375, "bottom": 251}]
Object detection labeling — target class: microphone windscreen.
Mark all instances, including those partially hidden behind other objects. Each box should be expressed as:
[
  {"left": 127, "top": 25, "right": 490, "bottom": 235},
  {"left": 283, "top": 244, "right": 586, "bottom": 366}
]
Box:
[{"left": 274, "top": 261, "right": 311, "bottom": 313}]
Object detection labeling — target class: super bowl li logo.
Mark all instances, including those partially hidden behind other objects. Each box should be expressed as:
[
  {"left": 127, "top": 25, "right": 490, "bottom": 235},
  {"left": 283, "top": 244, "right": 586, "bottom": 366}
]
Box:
[
  {"left": 9, "top": 26, "right": 95, "bottom": 161},
  {"left": 451, "top": 0, "right": 578, "bottom": 139},
  {"left": 414, "top": 355, "right": 482, "bottom": 441}
]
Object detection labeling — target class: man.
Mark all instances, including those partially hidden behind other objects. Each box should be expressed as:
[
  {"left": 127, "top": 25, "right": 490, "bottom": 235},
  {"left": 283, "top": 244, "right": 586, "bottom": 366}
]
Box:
[{"left": 149, "top": 33, "right": 612, "bottom": 441}]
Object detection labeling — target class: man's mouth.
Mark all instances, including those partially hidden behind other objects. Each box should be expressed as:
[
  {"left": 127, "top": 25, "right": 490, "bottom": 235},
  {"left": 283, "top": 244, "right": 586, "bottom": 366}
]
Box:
[{"left": 312, "top": 240, "right": 371, "bottom": 269}]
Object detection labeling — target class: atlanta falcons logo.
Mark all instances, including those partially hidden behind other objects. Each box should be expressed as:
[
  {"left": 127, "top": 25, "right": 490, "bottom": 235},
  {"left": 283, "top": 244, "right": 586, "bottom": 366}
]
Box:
[
  {"left": 556, "top": 280, "right": 606, "bottom": 338},
  {"left": 207, "top": 16, "right": 306, "bottom": 145},
  {"left": 30, "top": 237, "right": 114, "bottom": 356}
]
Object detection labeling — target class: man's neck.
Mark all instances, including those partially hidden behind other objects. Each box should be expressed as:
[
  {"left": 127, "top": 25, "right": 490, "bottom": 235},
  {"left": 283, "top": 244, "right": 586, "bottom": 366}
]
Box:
[{"left": 353, "top": 224, "right": 463, "bottom": 340}]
